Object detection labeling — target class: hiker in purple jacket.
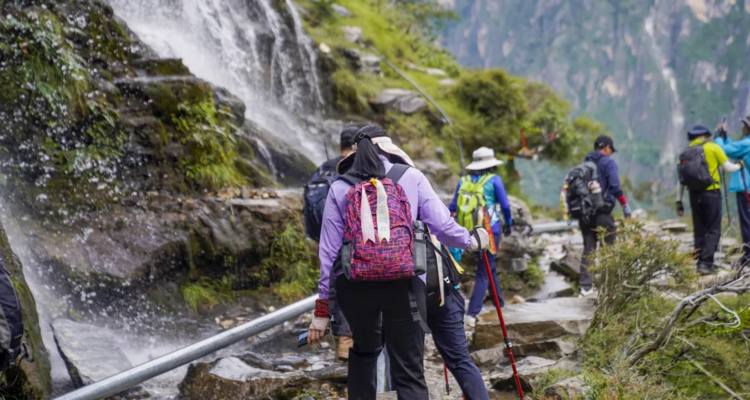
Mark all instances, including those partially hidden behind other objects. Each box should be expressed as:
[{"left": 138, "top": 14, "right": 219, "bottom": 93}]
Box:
[{"left": 306, "top": 125, "right": 490, "bottom": 400}]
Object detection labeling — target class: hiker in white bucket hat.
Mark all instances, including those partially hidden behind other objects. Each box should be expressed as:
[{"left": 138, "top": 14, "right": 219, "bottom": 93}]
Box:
[
  {"left": 465, "top": 147, "right": 504, "bottom": 170},
  {"left": 449, "top": 146, "right": 512, "bottom": 328}
]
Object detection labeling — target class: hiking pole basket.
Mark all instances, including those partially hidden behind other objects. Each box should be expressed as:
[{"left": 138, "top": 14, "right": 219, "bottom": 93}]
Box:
[{"left": 482, "top": 250, "right": 526, "bottom": 400}]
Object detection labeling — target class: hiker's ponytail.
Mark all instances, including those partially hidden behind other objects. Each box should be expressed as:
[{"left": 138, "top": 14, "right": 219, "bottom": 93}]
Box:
[{"left": 348, "top": 125, "right": 387, "bottom": 179}]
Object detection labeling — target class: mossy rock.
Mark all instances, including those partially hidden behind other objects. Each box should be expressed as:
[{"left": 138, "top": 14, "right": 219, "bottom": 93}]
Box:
[
  {"left": 130, "top": 59, "right": 192, "bottom": 77},
  {"left": 0, "top": 223, "right": 51, "bottom": 399}
]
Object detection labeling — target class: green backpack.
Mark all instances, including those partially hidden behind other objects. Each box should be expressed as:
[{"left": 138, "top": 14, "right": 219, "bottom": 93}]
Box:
[{"left": 456, "top": 174, "right": 494, "bottom": 230}]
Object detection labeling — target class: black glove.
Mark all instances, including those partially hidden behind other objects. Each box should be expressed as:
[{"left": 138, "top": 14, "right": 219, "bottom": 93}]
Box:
[
  {"left": 502, "top": 224, "right": 512, "bottom": 237},
  {"left": 676, "top": 201, "right": 685, "bottom": 217},
  {"left": 715, "top": 126, "right": 728, "bottom": 141}
]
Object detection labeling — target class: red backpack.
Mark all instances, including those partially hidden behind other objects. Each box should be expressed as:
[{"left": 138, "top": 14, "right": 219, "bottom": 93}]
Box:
[{"left": 338, "top": 174, "right": 414, "bottom": 281}]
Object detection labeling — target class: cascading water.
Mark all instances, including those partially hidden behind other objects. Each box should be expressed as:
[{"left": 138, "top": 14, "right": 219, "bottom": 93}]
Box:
[{"left": 107, "top": 0, "right": 327, "bottom": 164}]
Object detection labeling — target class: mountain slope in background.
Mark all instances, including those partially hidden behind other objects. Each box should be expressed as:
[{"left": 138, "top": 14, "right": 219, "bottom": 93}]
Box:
[{"left": 444, "top": 0, "right": 750, "bottom": 207}]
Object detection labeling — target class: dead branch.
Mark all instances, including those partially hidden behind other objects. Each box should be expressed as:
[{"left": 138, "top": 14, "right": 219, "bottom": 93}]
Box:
[
  {"left": 628, "top": 275, "right": 750, "bottom": 365},
  {"left": 689, "top": 360, "right": 745, "bottom": 400}
]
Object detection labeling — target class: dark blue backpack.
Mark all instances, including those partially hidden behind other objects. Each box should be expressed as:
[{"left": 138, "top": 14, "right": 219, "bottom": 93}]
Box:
[
  {"left": 0, "top": 253, "right": 24, "bottom": 372},
  {"left": 304, "top": 160, "right": 340, "bottom": 242}
]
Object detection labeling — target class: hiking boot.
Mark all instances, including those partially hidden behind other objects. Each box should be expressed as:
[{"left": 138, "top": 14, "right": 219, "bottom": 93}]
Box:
[
  {"left": 464, "top": 315, "right": 476, "bottom": 328},
  {"left": 697, "top": 264, "right": 716, "bottom": 275},
  {"left": 579, "top": 286, "right": 595, "bottom": 298},
  {"left": 337, "top": 336, "right": 353, "bottom": 361}
]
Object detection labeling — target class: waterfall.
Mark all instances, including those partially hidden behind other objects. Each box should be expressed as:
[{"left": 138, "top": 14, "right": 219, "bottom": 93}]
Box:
[
  {"left": 107, "top": 0, "right": 326, "bottom": 163},
  {"left": 644, "top": 14, "right": 685, "bottom": 169}
]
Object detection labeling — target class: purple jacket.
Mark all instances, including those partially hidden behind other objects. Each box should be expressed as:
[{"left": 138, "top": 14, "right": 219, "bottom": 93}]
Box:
[{"left": 317, "top": 156, "right": 473, "bottom": 299}]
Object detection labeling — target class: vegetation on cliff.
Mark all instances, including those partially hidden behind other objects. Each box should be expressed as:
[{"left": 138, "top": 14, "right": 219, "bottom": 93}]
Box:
[{"left": 300, "top": 0, "right": 610, "bottom": 193}]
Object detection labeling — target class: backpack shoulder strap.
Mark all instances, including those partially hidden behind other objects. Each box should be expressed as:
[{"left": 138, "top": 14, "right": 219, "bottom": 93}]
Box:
[
  {"left": 478, "top": 174, "right": 494, "bottom": 186},
  {"left": 386, "top": 164, "right": 410, "bottom": 183},
  {"left": 338, "top": 174, "right": 363, "bottom": 187}
]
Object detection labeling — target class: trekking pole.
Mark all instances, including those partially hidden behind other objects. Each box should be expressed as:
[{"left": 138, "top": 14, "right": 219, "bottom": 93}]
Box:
[
  {"left": 482, "top": 251, "right": 525, "bottom": 400},
  {"left": 723, "top": 169, "right": 733, "bottom": 227},
  {"left": 443, "top": 362, "right": 451, "bottom": 395},
  {"left": 323, "top": 140, "right": 331, "bottom": 161}
]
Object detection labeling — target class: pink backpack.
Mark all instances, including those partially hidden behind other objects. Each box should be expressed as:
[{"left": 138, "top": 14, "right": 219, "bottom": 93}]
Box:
[{"left": 338, "top": 175, "right": 414, "bottom": 281}]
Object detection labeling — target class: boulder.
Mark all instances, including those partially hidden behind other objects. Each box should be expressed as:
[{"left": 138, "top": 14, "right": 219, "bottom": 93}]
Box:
[
  {"left": 508, "top": 195, "right": 533, "bottom": 225},
  {"left": 474, "top": 297, "right": 595, "bottom": 349},
  {"left": 550, "top": 245, "right": 583, "bottom": 280},
  {"left": 341, "top": 26, "right": 363, "bottom": 43},
  {"left": 503, "top": 257, "right": 528, "bottom": 273},
  {"left": 489, "top": 356, "right": 580, "bottom": 392},
  {"left": 496, "top": 232, "right": 531, "bottom": 260},
  {"left": 414, "top": 159, "right": 453, "bottom": 187},
  {"left": 369, "top": 89, "right": 427, "bottom": 114},
  {"left": 306, "top": 364, "right": 348, "bottom": 383},
  {"left": 360, "top": 53, "right": 382, "bottom": 75},
  {"left": 179, "top": 357, "right": 311, "bottom": 400},
  {"left": 331, "top": 3, "right": 352, "bottom": 17},
  {"left": 510, "top": 338, "right": 575, "bottom": 359},
  {"left": 470, "top": 346, "right": 506, "bottom": 367},
  {"left": 545, "top": 375, "right": 588, "bottom": 399},
  {"left": 52, "top": 319, "right": 150, "bottom": 399},
  {"left": 438, "top": 79, "right": 458, "bottom": 86},
  {"left": 660, "top": 220, "right": 689, "bottom": 233}
]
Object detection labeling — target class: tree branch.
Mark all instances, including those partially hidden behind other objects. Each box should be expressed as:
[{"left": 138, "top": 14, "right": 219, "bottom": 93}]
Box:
[
  {"left": 628, "top": 276, "right": 750, "bottom": 365},
  {"left": 690, "top": 360, "right": 745, "bottom": 400}
]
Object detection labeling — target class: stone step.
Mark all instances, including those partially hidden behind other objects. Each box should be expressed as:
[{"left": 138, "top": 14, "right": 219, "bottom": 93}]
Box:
[
  {"left": 489, "top": 356, "right": 580, "bottom": 393},
  {"left": 473, "top": 297, "right": 595, "bottom": 349}
]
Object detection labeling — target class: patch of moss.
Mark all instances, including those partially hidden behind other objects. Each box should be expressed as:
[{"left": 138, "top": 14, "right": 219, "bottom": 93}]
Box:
[{"left": 181, "top": 276, "right": 236, "bottom": 313}]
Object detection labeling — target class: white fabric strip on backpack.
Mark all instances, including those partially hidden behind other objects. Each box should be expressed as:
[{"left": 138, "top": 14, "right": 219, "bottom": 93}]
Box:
[
  {"left": 375, "top": 179, "right": 390, "bottom": 243},
  {"left": 361, "top": 186, "right": 376, "bottom": 244}
]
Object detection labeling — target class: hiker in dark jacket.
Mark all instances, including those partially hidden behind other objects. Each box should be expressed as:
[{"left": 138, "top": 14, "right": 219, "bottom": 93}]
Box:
[
  {"left": 311, "top": 127, "right": 357, "bottom": 180},
  {"left": 579, "top": 135, "right": 632, "bottom": 297},
  {"left": 308, "top": 127, "right": 358, "bottom": 361}
]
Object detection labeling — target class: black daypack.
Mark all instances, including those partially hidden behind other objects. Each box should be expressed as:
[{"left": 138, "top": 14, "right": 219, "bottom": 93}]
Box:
[
  {"left": 564, "top": 161, "right": 601, "bottom": 221},
  {"left": 303, "top": 160, "right": 340, "bottom": 242},
  {"left": 0, "top": 253, "right": 24, "bottom": 372},
  {"left": 678, "top": 143, "right": 715, "bottom": 191},
  {"left": 385, "top": 164, "right": 461, "bottom": 309}
]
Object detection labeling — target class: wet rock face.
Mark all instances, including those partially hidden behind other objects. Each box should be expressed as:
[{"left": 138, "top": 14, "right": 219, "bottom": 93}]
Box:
[
  {"left": 52, "top": 319, "right": 150, "bottom": 399},
  {"left": 13, "top": 188, "right": 307, "bottom": 323}
]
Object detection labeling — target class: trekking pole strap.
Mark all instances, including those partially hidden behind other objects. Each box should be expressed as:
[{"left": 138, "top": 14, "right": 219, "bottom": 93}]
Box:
[{"left": 407, "top": 279, "right": 431, "bottom": 334}]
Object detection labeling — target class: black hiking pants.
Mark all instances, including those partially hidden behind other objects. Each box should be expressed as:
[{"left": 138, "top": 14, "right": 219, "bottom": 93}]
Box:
[
  {"left": 579, "top": 212, "right": 616, "bottom": 289},
  {"left": 737, "top": 192, "right": 750, "bottom": 266},
  {"left": 337, "top": 275, "right": 428, "bottom": 400},
  {"left": 689, "top": 190, "right": 722, "bottom": 269}
]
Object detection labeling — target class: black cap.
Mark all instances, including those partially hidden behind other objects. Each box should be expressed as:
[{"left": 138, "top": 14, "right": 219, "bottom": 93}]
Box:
[
  {"left": 594, "top": 135, "right": 616, "bottom": 153},
  {"left": 340, "top": 126, "right": 358, "bottom": 149}
]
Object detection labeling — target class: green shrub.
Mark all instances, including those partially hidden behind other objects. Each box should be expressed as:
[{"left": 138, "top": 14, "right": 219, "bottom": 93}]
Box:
[{"left": 260, "top": 222, "right": 319, "bottom": 303}]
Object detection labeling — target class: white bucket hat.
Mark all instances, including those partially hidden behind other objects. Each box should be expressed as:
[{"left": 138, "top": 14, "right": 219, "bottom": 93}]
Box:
[{"left": 466, "top": 147, "right": 504, "bottom": 171}]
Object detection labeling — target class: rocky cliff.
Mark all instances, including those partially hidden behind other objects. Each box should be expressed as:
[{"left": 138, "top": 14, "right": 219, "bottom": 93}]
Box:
[{"left": 444, "top": 0, "right": 750, "bottom": 206}]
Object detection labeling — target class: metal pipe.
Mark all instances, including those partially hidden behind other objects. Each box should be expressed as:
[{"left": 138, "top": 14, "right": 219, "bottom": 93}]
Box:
[
  {"left": 53, "top": 295, "right": 317, "bottom": 400},
  {"left": 531, "top": 221, "right": 577, "bottom": 234}
]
